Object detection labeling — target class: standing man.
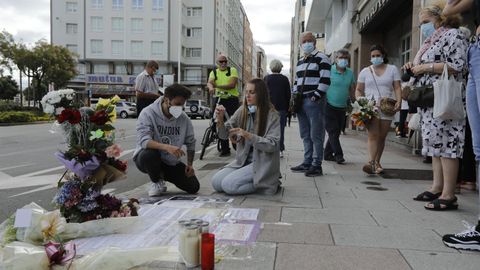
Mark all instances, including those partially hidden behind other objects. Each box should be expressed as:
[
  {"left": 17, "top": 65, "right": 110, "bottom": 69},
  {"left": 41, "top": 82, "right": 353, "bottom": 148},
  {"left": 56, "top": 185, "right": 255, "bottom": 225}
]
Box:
[
  {"left": 324, "top": 49, "right": 355, "bottom": 164},
  {"left": 290, "top": 32, "right": 331, "bottom": 177},
  {"left": 207, "top": 54, "right": 240, "bottom": 156},
  {"left": 133, "top": 83, "right": 199, "bottom": 196},
  {"left": 135, "top": 60, "right": 162, "bottom": 116}
]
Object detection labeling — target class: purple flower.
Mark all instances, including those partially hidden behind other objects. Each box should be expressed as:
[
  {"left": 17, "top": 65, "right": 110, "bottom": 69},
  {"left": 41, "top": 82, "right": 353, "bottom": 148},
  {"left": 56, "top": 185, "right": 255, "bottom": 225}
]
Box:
[{"left": 55, "top": 152, "right": 100, "bottom": 180}]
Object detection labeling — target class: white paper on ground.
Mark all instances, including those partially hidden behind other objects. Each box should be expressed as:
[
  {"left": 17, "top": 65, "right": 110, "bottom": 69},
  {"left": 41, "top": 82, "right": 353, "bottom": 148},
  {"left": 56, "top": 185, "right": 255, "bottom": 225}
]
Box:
[
  {"left": 159, "top": 200, "right": 204, "bottom": 208},
  {"left": 214, "top": 222, "right": 255, "bottom": 242},
  {"left": 13, "top": 209, "right": 33, "bottom": 228},
  {"left": 224, "top": 208, "right": 259, "bottom": 220}
]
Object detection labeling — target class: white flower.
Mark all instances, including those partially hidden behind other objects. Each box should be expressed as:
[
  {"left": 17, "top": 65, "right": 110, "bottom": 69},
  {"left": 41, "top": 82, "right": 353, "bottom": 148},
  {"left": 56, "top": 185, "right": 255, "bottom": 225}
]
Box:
[
  {"left": 55, "top": 107, "right": 65, "bottom": 115},
  {"left": 43, "top": 104, "right": 55, "bottom": 115},
  {"left": 351, "top": 102, "right": 361, "bottom": 114}
]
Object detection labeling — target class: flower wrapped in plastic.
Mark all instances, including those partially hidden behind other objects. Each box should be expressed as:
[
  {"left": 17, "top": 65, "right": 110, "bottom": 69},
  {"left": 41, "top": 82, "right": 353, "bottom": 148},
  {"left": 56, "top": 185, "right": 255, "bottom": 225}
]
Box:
[
  {"left": 351, "top": 97, "right": 379, "bottom": 127},
  {"left": 55, "top": 152, "right": 100, "bottom": 181}
]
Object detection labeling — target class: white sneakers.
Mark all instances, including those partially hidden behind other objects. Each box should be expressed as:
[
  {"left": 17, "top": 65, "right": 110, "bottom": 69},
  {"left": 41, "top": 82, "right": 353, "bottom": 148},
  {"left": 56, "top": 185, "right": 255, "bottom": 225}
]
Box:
[{"left": 148, "top": 180, "right": 167, "bottom": 197}]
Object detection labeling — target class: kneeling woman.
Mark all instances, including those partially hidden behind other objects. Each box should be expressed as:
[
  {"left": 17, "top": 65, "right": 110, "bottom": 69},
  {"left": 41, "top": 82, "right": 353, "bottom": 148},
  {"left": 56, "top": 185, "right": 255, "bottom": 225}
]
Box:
[{"left": 212, "top": 78, "right": 281, "bottom": 195}]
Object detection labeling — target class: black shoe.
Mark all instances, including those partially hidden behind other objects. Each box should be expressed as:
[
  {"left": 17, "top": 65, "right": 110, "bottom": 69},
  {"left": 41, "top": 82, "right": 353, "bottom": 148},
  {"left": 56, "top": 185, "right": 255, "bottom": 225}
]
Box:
[
  {"left": 305, "top": 166, "right": 323, "bottom": 177},
  {"left": 324, "top": 155, "right": 335, "bottom": 161},
  {"left": 291, "top": 163, "right": 311, "bottom": 172},
  {"left": 442, "top": 222, "right": 480, "bottom": 251},
  {"left": 219, "top": 151, "right": 231, "bottom": 157},
  {"left": 423, "top": 156, "right": 432, "bottom": 164},
  {"left": 335, "top": 156, "right": 345, "bottom": 164}
]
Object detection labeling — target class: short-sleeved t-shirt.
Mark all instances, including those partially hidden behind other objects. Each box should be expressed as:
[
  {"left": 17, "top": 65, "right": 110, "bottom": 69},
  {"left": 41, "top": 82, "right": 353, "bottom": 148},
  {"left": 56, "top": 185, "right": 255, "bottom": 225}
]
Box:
[
  {"left": 135, "top": 70, "right": 159, "bottom": 94},
  {"left": 357, "top": 64, "right": 400, "bottom": 105},
  {"left": 326, "top": 65, "right": 355, "bottom": 108},
  {"left": 208, "top": 67, "right": 239, "bottom": 98}
]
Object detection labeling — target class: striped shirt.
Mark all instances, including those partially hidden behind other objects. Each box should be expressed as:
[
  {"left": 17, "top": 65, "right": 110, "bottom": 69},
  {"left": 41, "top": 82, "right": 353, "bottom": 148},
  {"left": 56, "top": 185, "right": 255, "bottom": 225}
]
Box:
[{"left": 293, "top": 50, "right": 331, "bottom": 98}]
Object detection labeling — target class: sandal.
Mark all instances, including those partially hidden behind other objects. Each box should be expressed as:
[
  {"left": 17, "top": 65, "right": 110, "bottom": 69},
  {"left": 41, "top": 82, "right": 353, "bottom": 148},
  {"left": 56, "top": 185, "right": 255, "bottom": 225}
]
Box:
[
  {"left": 413, "top": 191, "right": 442, "bottom": 202},
  {"left": 362, "top": 161, "right": 376, "bottom": 175},
  {"left": 374, "top": 161, "right": 383, "bottom": 174},
  {"left": 424, "top": 197, "right": 458, "bottom": 211}
]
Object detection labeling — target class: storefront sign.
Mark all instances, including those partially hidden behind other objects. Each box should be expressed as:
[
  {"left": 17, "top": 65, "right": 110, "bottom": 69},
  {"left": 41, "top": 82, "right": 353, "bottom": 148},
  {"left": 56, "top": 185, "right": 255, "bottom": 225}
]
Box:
[
  {"left": 360, "top": 0, "right": 389, "bottom": 30},
  {"left": 71, "top": 74, "right": 164, "bottom": 86}
]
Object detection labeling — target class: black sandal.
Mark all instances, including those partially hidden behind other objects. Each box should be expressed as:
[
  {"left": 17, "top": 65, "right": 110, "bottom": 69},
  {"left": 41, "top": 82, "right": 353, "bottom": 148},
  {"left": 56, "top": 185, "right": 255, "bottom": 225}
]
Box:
[
  {"left": 413, "top": 191, "right": 442, "bottom": 202},
  {"left": 424, "top": 197, "right": 458, "bottom": 211}
]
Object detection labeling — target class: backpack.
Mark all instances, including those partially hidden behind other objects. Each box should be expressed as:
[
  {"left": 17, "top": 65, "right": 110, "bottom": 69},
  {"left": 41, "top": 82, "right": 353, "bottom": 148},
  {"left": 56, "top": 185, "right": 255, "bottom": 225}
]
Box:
[{"left": 213, "top": 67, "right": 231, "bottom": 81}]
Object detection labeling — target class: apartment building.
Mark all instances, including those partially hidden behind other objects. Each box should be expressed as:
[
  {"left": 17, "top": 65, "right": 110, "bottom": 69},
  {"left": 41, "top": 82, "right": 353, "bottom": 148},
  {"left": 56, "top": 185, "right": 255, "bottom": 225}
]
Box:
[{"left": 51, "top": 0, "right": 252, "bottom": 101}]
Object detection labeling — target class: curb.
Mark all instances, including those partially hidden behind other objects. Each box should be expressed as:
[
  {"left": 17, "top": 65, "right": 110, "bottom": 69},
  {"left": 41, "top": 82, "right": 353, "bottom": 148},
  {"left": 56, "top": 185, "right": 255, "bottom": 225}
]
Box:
[{"left": 0, "top": 120, "right": 54, "bottom": 127}]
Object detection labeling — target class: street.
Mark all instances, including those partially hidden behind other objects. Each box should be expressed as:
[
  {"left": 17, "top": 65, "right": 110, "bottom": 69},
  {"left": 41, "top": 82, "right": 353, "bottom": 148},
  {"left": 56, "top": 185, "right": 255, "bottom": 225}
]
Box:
[{"left": 0, "top": 118, "right": 211, "bottom": 221}]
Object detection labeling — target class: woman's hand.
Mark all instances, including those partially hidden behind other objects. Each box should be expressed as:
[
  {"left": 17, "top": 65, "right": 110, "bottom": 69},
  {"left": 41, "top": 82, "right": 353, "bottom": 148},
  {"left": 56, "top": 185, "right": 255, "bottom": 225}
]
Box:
[
  {"left": 215, "top": 105, "right": 226, "bottom": 123},
  {"left": 402, "top": 62, "right": 414, "bottom": 71},
  {"left": 229, "top": 128, "right": 253, "bottom": 142},
  {"left": 411, "top": 64, "right": 430, "bottom": 76}
]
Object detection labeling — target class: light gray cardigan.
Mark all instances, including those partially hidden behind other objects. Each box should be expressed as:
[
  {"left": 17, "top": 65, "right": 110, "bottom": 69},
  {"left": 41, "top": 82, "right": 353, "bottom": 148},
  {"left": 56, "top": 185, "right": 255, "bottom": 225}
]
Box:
[{"left": 218, "top": 106, "right": 281, "bottom": 195}]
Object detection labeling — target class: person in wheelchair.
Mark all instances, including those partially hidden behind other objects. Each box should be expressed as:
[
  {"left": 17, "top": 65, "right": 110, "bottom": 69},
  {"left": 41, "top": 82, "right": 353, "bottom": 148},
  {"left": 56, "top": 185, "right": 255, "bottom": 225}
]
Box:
[{"left": 212, "top": 78, "right": 281, "bottom": 195}]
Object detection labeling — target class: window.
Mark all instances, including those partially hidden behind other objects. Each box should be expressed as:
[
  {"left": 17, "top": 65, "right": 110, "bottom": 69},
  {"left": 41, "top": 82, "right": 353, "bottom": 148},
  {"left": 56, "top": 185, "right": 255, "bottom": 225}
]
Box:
[
  {"left": 133, "top": 64, "right": 144, "bottom": 74},
  {"left": 111, "top": 17, "right": 124, "bottom": 32},
  {"left": 115, "top": 64, "right": 127, "bottom": 74},
  {"left": 66, "top": 44, "right": 78, "bottom": 54},
  {"left": 186, "top": 27, "right": 202, "bottom": 38},
  {"left": 112, "top": 0, "right": 123, "bottom": 9},
  {"left": 401, "top": 34, "right": 412, "bottom": 65},
  {"left": 66, "top": 23, "right": 78, "bottom": 34},
  {"left": 151, "top": 41, "right": 163, "bottom": 56},
  {"left": 111, "top": 40, "right": 123, "bottom": 56},
  {"left": 91, "top": 0, "right": 103, "bottom": 9},
  {"left": 93, "top": 63, "right": 108, "bottom": 74},
  {"left": 90, "top": 39, "right": 103, "bottom": 55},
  {"left": 152, "top": 0, "right": 163, "bottom": 10},
  {"left": 132, "top": 0, "right": 143, "bottom": 10},
  {"left": 185, "top": 48, "right": 201, "bottom": 58},
  {"left": 185, "top": 69, "right": 201, "bottom": 81},
  {"left": 131, "top": 41, "right": 143, "bottom": 57},
  {"left": 91, "top": 16, "right": 103, "bottom": 32},
  {"left": 151, "top": 19, "right": 164, "bottom": 33},
  {"left": 186, "top": 7, "right": 202, "bottom": 16},
  {"left": 66, "top": 2, "right": 78, "bottom": 12},
  {"left": 131, "top": 18, "right": 143, "bottom": 33}
]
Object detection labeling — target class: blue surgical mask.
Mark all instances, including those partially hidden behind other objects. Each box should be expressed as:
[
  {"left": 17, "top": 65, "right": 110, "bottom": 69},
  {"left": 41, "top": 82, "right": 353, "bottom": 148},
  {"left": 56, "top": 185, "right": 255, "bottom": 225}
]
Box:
[
  {"left": 301, "top": 42, "right": 315, "bottom": 54},
  {"left": 370, "top": 57, "right": 384, "bottom": 66},
  {"left": 421, "top": 22, "right": 435, "bottom": 39},
  {"left": 247, "top": 105, "right": 257, "bottom": 114},
  {"left": 337, "top": 59, "right": 349, "bottom": 68}
]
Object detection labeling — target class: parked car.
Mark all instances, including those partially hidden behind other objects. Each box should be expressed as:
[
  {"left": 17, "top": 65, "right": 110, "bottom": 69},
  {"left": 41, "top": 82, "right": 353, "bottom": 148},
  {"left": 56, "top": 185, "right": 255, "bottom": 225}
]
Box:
[
  {"left": 116, "top": 101, "right": 137, "bottom": 118},
  {"left": 185, "top": 100, "right": 211, "bottom": 119}
]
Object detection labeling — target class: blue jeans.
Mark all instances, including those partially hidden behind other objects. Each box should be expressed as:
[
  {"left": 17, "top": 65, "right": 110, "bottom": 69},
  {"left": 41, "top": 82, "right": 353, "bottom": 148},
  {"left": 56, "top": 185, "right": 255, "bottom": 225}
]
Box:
[
  {"left": 297, "top": 97, "right": 326, "bottom": 167},
  {"left": 211, "top": 164, "right": 255, "bottom": 195},
  {"left": 467, "top": 40, "right": 480, "bottom": 161},
  {"left": 278, "top": 110, "right": 287, "bottom": 151}
]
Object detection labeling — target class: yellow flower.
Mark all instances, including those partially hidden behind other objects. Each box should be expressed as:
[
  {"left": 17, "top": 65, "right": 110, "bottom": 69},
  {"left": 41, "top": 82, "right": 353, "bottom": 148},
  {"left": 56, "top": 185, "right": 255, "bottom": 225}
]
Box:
[
  {"left": 40, "top": 210, "right": 66, "bottom": 242},
  {"left": 97, "top": 96, "right": 120, "bottom": 123}
]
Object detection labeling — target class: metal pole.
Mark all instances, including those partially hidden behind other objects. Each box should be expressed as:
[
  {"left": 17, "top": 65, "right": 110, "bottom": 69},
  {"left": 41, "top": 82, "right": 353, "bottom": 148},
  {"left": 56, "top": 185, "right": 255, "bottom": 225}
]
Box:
[
  {"left": 177, "top": 0, "right": 182, "bottom": 84},
  {"left": 19, "top": 70, "right": 23, "bottom": 107}
]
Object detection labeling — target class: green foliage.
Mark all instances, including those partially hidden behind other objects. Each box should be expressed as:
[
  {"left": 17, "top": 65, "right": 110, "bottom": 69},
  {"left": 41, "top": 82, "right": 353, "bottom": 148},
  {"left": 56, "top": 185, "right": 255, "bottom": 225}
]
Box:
[
  {"left": 0, "top": 75, "right": 18, "bottom": 100},
  {"left": 23, "top": 84, "right": 47, "bottom": 102},
  {"left": 0, "top": 111, "right": 34, "bottom": 123}
]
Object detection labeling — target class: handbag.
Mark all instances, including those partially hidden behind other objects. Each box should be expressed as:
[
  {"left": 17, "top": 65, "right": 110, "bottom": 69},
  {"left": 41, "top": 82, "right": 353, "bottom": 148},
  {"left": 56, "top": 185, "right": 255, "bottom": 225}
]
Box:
[
  {"left": 408, "top": 113, "right": 421, "bottom": 131},
  {"left": 290, "top": 53, "right": 316, "bottom": 113},
  {"left": 369, "top": 67, "right": 397, "bottom": 116},
  {"left": 433, "top": 63, "right": 465, "bottom": 120},
  {"left": 407, "top": 84, "right": 434, "bottom": 108}
]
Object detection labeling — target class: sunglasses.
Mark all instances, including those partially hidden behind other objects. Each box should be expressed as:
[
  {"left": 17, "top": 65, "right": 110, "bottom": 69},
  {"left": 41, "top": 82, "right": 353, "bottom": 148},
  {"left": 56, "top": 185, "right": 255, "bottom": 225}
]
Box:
[{"left": 218, "top": 60, "right": 227, "bottom": 63}]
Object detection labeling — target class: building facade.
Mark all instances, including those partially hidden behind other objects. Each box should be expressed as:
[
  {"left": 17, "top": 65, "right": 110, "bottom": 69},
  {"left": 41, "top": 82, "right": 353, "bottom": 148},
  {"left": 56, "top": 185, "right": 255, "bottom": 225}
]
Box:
[
  {"left": 290, "top": 0, "right": 306, "bottom": 84},
  {"left": 51, "top": 0, "right": 253, "bottom": 101},
  {"left": 242, "top": 13, "right": 253, "bottom": 88}
]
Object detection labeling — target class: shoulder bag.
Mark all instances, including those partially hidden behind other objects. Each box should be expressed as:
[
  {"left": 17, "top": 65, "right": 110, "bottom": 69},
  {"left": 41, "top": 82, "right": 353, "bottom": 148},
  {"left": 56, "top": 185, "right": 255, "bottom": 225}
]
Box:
[{"left": 369, "top": 66, "right": 397, "bottom": 116}]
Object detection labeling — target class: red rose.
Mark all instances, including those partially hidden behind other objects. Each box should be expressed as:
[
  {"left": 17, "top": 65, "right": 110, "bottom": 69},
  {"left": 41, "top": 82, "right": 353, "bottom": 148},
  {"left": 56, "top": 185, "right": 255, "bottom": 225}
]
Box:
[
  {"left": 90, "top": 110, "right": 109, "bottom": 125},
  {"left": 57, "top": 109, "right": 81, "bottom": 124}
]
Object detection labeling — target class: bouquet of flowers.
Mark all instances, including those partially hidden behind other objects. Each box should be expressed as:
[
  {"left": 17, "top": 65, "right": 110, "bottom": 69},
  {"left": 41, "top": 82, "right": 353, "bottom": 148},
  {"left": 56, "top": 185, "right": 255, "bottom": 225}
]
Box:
[
  {"left": 350, "top": 97, "right": 379, "bottom": 127},
  {"left": 41, "top": 89, "right": 135, "bottom": 223}
]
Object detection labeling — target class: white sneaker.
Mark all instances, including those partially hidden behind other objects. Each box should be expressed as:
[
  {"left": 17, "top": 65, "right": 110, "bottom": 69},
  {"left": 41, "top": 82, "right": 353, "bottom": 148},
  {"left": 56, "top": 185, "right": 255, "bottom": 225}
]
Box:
[
  {"left": 148, "top": 180, "right": 167, "bottom": 197},
  {"left": 280, "top": 151, "right": 284, "bottom": 158}
]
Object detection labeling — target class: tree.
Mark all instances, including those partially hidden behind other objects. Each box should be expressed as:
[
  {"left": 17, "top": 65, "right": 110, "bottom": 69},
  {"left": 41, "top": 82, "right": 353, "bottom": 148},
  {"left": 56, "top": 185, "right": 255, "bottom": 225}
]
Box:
[
  {"left": 0, "top": 32, "right": 78, "bottom": 105},
  {"left": 23, "top": 82, "right": 47, "bottom": 103},
  {"left": 0, "top": 75, "right": 19, "bottom": 100}
]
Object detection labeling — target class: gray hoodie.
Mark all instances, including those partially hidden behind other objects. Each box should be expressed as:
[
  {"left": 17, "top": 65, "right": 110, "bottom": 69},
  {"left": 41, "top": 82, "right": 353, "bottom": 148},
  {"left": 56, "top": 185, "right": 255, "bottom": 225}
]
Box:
[{"left": 133, "top": 97, "right": 196, "bottom": 166}]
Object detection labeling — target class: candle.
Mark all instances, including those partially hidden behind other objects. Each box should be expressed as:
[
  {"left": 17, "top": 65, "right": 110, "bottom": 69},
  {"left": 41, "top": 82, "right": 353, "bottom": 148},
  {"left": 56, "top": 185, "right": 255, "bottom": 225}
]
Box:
[
  {"left": 201, "top": 233, "right": 215, "bottom": 270},
  {"left": 183, "top": 224, "right": 200, "bottom": 268}
]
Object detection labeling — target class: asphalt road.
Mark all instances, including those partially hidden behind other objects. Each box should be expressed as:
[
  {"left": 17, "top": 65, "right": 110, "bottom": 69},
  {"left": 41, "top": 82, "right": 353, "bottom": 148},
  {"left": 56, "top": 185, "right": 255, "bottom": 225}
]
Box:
[{"left": 0, "top": 118, "right": 211, "bottom": 222}]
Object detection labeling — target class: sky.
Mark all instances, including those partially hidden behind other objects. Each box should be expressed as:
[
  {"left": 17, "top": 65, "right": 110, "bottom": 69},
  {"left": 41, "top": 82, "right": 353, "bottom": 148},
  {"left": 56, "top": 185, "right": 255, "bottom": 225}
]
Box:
[{"left": 0, "top": 0, "right": 295, "bottom": 78}]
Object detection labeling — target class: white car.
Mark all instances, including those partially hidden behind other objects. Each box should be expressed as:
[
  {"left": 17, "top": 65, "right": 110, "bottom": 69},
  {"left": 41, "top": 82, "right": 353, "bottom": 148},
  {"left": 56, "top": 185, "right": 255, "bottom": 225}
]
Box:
[
  {"left": 185, "top": 100, "right": 211, "bottom": 119},
  {"left": 115, "top": 101, "right": 137, "bottom": 119}
]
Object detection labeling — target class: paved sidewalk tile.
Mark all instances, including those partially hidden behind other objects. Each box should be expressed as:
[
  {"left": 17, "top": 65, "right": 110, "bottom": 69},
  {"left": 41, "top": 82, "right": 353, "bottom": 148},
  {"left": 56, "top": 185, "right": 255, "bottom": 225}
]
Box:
[
  {"left": 275, "top": 244, "right": 411, "bottom": 270},
  {"left": 331, "top": 224, "right": 454, "bottom": 252},
  {"left": 281, "top": 208, "right": 377, "bottom": 226},
  {"left": 257, "top": 222, "right": 334, "bottom": 245},
  {"left": 400, "top": 250, "right": 480, "bottom": 270}
]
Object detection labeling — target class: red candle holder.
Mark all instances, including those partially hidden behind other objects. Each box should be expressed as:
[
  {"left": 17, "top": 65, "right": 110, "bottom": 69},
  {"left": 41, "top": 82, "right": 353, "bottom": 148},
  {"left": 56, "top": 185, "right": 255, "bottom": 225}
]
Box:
[{"left": 201, "top": 233, "right": 215, "bottom": 270}]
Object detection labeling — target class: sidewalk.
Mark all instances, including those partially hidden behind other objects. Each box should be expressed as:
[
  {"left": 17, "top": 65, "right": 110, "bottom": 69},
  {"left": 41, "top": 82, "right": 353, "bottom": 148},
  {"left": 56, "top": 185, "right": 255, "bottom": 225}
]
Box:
[{"left": 122, "top": 121, "right": 480, "bottom": 270}]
